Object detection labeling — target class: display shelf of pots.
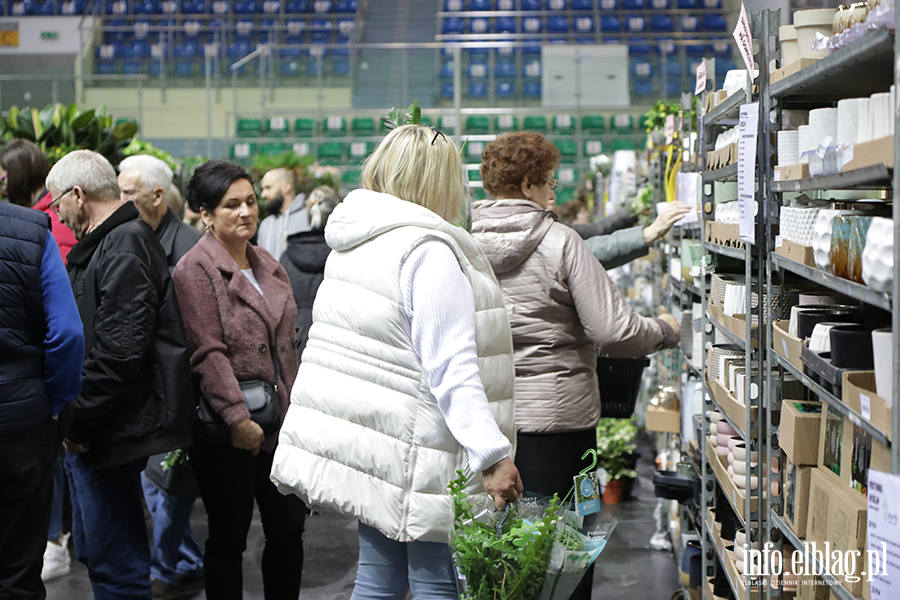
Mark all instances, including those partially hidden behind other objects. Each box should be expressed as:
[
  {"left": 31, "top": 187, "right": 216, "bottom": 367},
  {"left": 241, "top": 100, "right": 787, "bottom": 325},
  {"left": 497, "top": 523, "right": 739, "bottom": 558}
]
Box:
[
  {"left": 769, "top": 27, "right": 894, "bottom": 102},
  {"left": 705, "top": 90, "right": 746, "bottom": 126},
  {"left": 770, "top": 253, "right": 891, "bottom": 312},
  {"left": 771, "top": 164, "right": 892, "bottom": 193},
  {"left": 703, "top": 240, "right": 746, "bottom": 260},
  {"left": 702, "top": 162, "right": 738, "bottom": 183},
  {"left": 702, "top": 519, "right": 744, "bottom": 600}
]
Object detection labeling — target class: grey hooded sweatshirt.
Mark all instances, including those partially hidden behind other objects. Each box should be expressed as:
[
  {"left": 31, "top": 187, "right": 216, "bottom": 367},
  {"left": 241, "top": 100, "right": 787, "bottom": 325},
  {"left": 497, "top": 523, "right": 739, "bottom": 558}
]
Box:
[{"left": 472, "top": 198, "right": 677, "bottom": 434}]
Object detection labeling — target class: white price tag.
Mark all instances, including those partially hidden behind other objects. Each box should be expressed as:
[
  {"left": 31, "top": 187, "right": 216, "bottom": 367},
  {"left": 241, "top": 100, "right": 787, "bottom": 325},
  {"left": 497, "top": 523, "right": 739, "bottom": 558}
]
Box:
[
  {"left": 775, "top": 235, "right": 783, "bottom": 248},
  {"left": 732, "top": 3, "right": 755, "bottom": 78},
  {"left": 860, "top": 393, "right": 872, "bottom": 421},
  {"left": 737, "top": 102, "right": 760, "bottom": 244},
  {"left": 773, "top": 170, "right": 781, "bottom": 181},
  {"left": 695, "top": 60, "right": 707, "bottom": 95},
  {"left": 665, "top": 114, "right": 675, "bottom": 145}
]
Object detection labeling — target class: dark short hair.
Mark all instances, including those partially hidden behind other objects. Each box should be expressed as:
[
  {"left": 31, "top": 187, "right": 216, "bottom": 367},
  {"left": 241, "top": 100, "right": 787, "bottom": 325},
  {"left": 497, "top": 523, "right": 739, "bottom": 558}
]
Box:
[
  {"left": 481, "top": 132, "right": 560, "bottom": 199},
  {"left": 0, "top": 139, "right": 50, "bottom": 207},
  {"left": 185, "top": 160, "right": 253, "bottom": 213}
]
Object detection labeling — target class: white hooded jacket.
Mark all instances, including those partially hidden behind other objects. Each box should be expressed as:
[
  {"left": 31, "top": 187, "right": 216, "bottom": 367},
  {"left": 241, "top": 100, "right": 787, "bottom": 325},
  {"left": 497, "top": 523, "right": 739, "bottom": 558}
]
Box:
[{"left": 270, "top": 190, "right": 516, "bottom": 543}]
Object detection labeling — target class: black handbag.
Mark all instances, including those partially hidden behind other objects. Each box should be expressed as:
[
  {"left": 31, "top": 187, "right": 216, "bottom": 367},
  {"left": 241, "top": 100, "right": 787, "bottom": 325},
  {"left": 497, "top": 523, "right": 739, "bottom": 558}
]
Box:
[{"left": 196, "top": 336, "right": 283, "bottom": 446}]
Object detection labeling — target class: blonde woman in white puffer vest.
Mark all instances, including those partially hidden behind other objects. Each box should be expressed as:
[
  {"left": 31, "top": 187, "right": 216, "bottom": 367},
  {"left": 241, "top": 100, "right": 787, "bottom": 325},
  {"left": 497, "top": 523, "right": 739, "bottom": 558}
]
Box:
[{"left": 271, "top": 125, "right": 523, "bottom": 600}]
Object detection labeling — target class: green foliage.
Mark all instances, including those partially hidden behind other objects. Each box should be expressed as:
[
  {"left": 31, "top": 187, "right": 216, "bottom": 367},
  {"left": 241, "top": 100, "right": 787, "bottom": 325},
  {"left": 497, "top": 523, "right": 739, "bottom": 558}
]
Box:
[
  {"left": 1, "top": 103, "right": 138, "bottom": 165},
  {"left": 642, "top": 100, "right": 680, "bottom": 133},
  {"left": 160, "top": 449, "right": 188, "bottom": 472},
  {"left": 628, "top": 185, "right": 655, "bottom": 226},
  {"left": 449, "top": 472, "right": 559, "bottom": 600},
  {"left": 381, "top": 99, "right": 422, "bottom": 131},
  {"left": 595, "top": 418, "right": 638, "bottom": 481},
  {"left": 123, "top": 139, "right": 179, "bottom": 172}
]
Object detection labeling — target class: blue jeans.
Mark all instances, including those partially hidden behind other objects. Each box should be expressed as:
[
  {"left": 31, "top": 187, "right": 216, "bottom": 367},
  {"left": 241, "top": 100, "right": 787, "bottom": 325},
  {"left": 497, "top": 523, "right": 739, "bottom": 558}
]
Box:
[
  {"left": 65, "top": 453, "right": 152, "bottom": 600},
  {"left": 140, "top": 473, "right": 203, "bottom": 585},
  {"left": 350, "top": 522, "right": 458, "bottom": 600},
  {"left": 47, "top": 456, "right": 65, "bottom": 541}
]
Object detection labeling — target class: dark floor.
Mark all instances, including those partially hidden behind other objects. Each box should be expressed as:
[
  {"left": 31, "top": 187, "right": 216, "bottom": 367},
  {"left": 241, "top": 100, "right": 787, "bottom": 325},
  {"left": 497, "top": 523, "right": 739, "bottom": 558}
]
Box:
[{"left": 45, "top": 435, "right": 679, "bottom": 599}]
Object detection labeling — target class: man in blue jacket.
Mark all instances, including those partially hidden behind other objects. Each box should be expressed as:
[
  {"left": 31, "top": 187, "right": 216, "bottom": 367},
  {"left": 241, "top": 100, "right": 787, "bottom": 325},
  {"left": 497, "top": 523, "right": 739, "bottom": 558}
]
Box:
[{"left": 0, "top": 202, "right": 84, "bottom": 599}]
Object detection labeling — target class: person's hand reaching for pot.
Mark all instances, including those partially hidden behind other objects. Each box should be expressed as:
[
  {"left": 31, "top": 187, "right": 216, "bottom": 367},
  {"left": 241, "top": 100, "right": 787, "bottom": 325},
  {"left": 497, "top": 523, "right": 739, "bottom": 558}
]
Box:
[
  {"left": 658, "top": 312, "right": 681, "bottom": 340},
  {"left": 482, "top": 456, "right": 524, "bottom": 511},
  {"left": 642, "top": 201, "right": 692, "bottom": 245}
]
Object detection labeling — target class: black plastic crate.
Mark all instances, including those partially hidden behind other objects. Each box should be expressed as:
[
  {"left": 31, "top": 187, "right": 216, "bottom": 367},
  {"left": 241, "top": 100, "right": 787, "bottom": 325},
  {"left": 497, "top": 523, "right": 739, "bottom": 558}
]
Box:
[{"left": 597, "top": 356, "right": 651, "bottom": 419}]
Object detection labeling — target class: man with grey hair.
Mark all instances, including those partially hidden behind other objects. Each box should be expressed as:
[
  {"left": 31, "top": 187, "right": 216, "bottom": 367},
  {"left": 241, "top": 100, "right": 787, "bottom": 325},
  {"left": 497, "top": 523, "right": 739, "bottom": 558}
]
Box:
[
  {"left": 258, "top": 167, "right": 309, "bottom": 260},
  {"left": 48, "top": 150, "right": 195, "bottom": 600},
  {"left": 118, "top": 154, "right": 204, "bottom": 600}
]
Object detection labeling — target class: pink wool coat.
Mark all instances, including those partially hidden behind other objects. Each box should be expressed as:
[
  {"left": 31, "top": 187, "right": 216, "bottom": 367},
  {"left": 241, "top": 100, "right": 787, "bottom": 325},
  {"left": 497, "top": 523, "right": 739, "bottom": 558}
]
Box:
[{"left": 172, "top": 233, "right": 299, "bottom": 452}]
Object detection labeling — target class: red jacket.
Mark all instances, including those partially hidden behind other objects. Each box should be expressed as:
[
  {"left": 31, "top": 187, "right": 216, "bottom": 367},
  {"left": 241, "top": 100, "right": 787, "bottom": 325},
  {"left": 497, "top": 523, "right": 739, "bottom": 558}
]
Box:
[
  {"left": 172, "top": 233, "right": 299, "bottom": 452},
  {"left": 33, "top": 191, "right": 77, "bottom": 264}
]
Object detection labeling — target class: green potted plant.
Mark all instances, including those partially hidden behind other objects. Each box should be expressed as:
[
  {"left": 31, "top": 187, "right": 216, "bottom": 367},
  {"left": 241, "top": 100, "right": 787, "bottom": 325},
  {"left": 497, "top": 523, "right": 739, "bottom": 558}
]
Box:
[{"left": 595, "top": 418, "right": 638, "bottom": 504}]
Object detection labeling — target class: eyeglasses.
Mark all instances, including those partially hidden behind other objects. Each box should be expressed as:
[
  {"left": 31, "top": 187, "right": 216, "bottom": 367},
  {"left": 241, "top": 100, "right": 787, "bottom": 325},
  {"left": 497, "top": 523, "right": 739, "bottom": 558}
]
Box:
[
  {"left": 541, "top": 176, "right": 559, "bottom": 191},
  {"left": 426, "top": 125, "right": 448, "bottom": 146},
  {"left": 49, "top": 187, "right": 74, "bottom": 214}
]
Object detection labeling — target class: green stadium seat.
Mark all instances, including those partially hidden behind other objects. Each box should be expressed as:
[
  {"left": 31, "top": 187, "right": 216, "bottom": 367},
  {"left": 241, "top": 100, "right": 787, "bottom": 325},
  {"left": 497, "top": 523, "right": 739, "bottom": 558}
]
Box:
[
  {"left": 265, "top": 117, "right": 289, "bottom": 138},
  {"left": 467, "top": 165, "right": 482, "bottom": 182},
  {"left": 581, "top": 115, "right": 605, "bottom": 136},
  {"left": 294, "top": 118, "right": 316, "bottom": 137},
  {"left": 554, "top": 187, "right": 575, "bottom": 204},
  {"left": 552, "top": 114, "right": 575, "bottom": 135},
  {"left": 464, "top": 140, "right": 485, "bottom": 162},
  {"left": 612, "top": 114, "right": 635, "bottom": 134},
  {"left": 236, "top": 118, "right": 261, "bottom": 138},
  {"left": 230, "top": 142, "right": 256, "bottom": 159},
  {"left": 420, "top": 116, "right": 434, "bottom": 128},
  {"left": 323, "top": 116, "right": 346, "bottom": 137},
  {"left": 611, "top": 139, "right": 637, "bottom": 151},
  {"left": 471, "top": 187, "right": 487, "bottom": 201},
  {"left": 495, "top": 115, "right": 518, "bottom": 133},
  {"left": 638, "top": 115, "right": 651, "bottom": 132},
  {"left": 348, "top": 141, "right": 373, "bottom": 164},
  {"left": 351, "top": 117, "right": 376, "bottom": 136},
  {"left": 317, "top": 141, "right": 344, "bottom": 165},
  {"left": 555, "top": 139, "right": 577, "bottom": 163},
  {"left": 258, "top": 142, "right": 287, "bottom": 156},
  {"left": 343, "top": 169, "right": 362, "bottom": 185},
  {"left": 465, "top": 116, "right": 489, "bottom": 135},
  {"left": 292, "top": 141, "right": 313, "bottom": 157},
  {"left": 558, "top": 166, "right": 578, "bottom": 188},
  {"left": 584, "top": 139, "right": 603, "bottom": 156},
  {"left": 523, "top": 115, "right": 547, "bottom": 132},
  {"left": 438, "top": 115, "right": 457, "bottom": 135}
]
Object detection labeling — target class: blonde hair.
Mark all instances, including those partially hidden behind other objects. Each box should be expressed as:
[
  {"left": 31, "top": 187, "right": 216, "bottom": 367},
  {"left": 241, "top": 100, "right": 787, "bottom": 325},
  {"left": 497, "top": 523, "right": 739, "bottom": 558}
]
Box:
[{"left": 362, "top": 124, "right": 466, "bottom": 223}]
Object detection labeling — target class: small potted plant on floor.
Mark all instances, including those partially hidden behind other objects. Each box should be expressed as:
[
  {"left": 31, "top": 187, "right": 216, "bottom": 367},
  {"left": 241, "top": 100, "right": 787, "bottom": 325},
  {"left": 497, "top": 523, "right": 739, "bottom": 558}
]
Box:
[{"left": 596, "top": 418, "right": 638, "bottom": 504}]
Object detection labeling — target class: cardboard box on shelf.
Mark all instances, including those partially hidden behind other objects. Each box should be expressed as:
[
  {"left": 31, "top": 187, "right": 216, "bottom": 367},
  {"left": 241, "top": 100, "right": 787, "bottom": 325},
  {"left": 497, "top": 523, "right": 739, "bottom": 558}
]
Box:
[
  {"left": 773, "top": 320, "right": 806, "bottom": 375},
  {"left": 646, "top": 404, "right": 680, "bottom": 434},
  {"left": 770, "top": 58, "right": 820, "bottom": 84},
  {"left": 775, "top": 239, "right": 817, "bottom": 268},
  {"left": 775, "top": 163, "right": 811, "bottom": 181},
  {"left": 805, "top": 468, "right": 868, "bottom": 597},
  {"left": 842, "top": 371, "right": 893, "bottom": 442},
  {"left": 706, "top": 375, "right": 758, "bottom": 436},
  {"left": 781, "top": 400, "right": 822, "bottom": 466},
  {"left": 817, "top": 403, "right": 891, "bottom": 497},
  {"left": 796, "top": 573, "right": 830, "bottom": 600},
  {"left": 843, "top": 135, "right": 893, "bottom": 172},
  {"left": 784, "top": 458, "right": 813, "bottom": 538}
]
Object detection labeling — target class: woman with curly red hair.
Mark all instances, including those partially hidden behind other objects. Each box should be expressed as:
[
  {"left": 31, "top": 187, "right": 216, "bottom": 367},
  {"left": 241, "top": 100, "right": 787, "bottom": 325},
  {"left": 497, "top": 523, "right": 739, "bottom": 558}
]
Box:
[{"left": 472, "top": 131, "right": 681, "bottom": 600}]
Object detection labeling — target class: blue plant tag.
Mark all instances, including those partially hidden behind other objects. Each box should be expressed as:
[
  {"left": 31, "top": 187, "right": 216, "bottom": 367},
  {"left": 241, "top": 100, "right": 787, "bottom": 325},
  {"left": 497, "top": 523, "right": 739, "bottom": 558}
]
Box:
[{"left": 574, "top": 472, "right": 601, "bottom": 516}]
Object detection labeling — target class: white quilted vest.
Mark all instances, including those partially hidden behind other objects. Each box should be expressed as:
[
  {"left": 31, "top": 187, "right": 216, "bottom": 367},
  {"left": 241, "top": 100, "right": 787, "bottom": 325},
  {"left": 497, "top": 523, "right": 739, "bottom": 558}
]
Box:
[{"left": 271, "top": 190, "right": 516, "bottom": 543}]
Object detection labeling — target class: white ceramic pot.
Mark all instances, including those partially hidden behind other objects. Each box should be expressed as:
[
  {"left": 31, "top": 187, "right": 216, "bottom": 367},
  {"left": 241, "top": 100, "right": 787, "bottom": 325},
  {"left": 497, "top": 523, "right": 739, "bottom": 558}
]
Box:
[
  {"left": 794, "top": 8, "right": 836, "bottom": 59},
  {"left": 716, "top": 444, "right": 730, "bottom": 456},
  {"left": 710, "top": 411, "right": 724, "bottom": 423},
  {"left": 717, "top": 421, "right": 736, "bottom": 436},
  {"left": 813, "top": 209, "right": 860, "bottom": 272},
  {"left": 872, "top": 328, "right": 893, "bottom": 402},
  {"left": 728, "top": 464, "right": 735, "bottom": 477},
  {"left": 732, "top": 443, "right": 758, "bottom": 464},
  {"left": 862, "top": 217, "right": 893, "bottom": 293},
  {"left": 710, "top": 422, "right": 719, "bottom": 435},
  {"left": 733, "top": 474, "right": 759, "bottom": 490},
  {"left": 717, "top": 433, "right": 735, "bottom": 448},
  {"left": 779, "top": 25, "right": 799, "bottom": 65},
  {"left": 727, "top": 452, "right": 735, "bottom": 465},
  {"left": 733, "top": 458, "right": 747, "bottom": 475}
]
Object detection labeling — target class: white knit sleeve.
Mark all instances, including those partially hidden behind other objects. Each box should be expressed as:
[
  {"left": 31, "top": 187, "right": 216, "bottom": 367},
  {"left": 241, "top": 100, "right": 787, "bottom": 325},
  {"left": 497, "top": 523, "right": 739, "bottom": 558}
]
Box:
[{"left": 399, "top": 240, "right": 511, "bottom": 473}]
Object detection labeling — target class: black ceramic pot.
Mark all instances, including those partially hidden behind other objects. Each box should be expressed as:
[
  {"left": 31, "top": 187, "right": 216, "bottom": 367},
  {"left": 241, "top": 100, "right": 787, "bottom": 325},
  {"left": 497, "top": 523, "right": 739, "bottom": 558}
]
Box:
[
  {"left": 829, "top": 324, "right": 877, "bottom": 369},
  {"left": 796, "top": 307, "right": 857, "bottom": 339}
]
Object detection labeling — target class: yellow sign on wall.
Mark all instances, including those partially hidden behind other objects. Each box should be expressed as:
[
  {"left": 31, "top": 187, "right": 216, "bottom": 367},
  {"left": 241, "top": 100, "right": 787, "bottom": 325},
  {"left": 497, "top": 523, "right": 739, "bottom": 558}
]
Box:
[{"left": 0, "top": 23, "right": 19, "bottom": 47}]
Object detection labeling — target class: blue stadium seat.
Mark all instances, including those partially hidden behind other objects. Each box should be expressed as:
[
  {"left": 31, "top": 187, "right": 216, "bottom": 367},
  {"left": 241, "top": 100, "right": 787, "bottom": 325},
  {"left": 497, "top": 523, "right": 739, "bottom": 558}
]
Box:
[
  {"left": 468, "top": 62, "right": 487, "bottom": 78},
  {"left": 105, "top": 19, "right": 128, "bottom": 43},
  {"left": 96, "top": 44, "right": 118, "bottom": 75},
  {"left": 259, "top": 19, "right": 277, "bottom": 43},
  {"left": 547, "top": 17, "right": 569, "bottom": 34},
  {"left": 163, "top": 0, "right": 182, "bottom": 14},
  {"left": 630, "top": 58, "right": 652, "bottom": 78},
  {"left": 546, "top": 0, "right": 566, "bottom": 9},
  {"left": 121, "top": 38, "right": 150, "bottom": 59},
  {"left": 572, "top": 0, "right": 592, "bottom": 8},
  {"left": 576, "top": 37, "right": 593, "bottom": 43},
  {"left": 209, "top": 18, "right": 227, "bottom": 34},
  {"left": 262, "top": 0, "right": 280, "bottom": 13},
  {"left": 702, "top": 0, "right": 721, "bottom": 6},
  {"left": 286, "top": 0, "right": 308, "bottom": 12},
  {"left": 495, "top": 59, "right": 515, "bottom": 78},
  {"left": 445, "top": 0, "right": 463, "bottom": 10},
  {"left": 60, "top": 0, "right": 88, "bottom": 14},
  {"left": 227, "top": 38, "right": 252, "bottom": 61},
  {"left": 495, "top": 17, "right": 515, "bottom": 33},
  {"left": 574, "top": 16, "right": 595, "bottom": 33},
  {"left": 628, "top": 37, "right": 652, "bottom": 55},
  {"left": 133, "top": 0, "right": 158, "bottom": 14},
  {"left": 524, "top": 80, "right": 541, "bottom": 97},
  {"left": 632, "top": 79, "right": 653, "bottom": 97},
  {"left": 522, "top": 39, "right": 541, "bottom": 54},
  {"left": 333, "top": 58, "right": 350, "bottom": 74},
  {"left": 709, "top": 37, "right": 731, "bottom": 57},
  {"left": 497, "top": 81, "right": 515, "bottom": 97},
  {"left": 625, "top": 15, "right": 646, "bottom": 33},
  {"left": 655, "top": 38, "right": 675, "bottom": 56},
  {"left": 211, "top": 0, "right": 229, "bottom": 13},
  {"left": 622, "top": 0, "right": 643, "bottom": 7},
  {"left": 663, "top": 59, "right": 680, "bottom": 77},
  {"left": 282, "top": 35, "right": 305, "bottom": 56},
  {"left": 235, "top": 19, "right": 255, "bottom": 36},
  {"left": 148, "top": 42, "right": 166, "bottom": 75},
  {"left": 522, "top": 17, "right": 541, "bottom": 34},
  {"left": 600, "top": 16, "right": 621, "bottom": 32},
  {"left": 183, "top": 19, "right": 202, "bottom": 37},
  {"left": 439, "top": 61, "right": 454, "bottom": 79},
  {"left": 173, "top": 40, "right": 197, "bottom": 76},
  {"left": 335, "top": 0, "right": 356, "bottom": 12},
  {"left": 677, "top": 0, "right": 696, "bottom": 7},
  {"left": 598, "top": 0, "right": 616, "bottom": 7},
  {"left": 33, "top": 1, "right": 55, "bottom": 15},
  {"left": 704, "top": 15, "right": 728, "bottom": 31},
  {"left": 310, "top": 18, "right": 333, "bottom": 31},
  {"left": 651, "top": 15, "right": 673, "bottom": 31},
  {"left": 469, "top": 18, "right": 489, "bottom": 34},
  {"left": 8, "top": 1, "right": 25, "bottom": 15},
  {"left": 523, "top": 59, "right": 541, "bottom": 78},
  {"left": 286, "top": 19, "right": 306, "bottom": 36},
  {"left": 233, "top": 0, "right": 258, "bottom": 14},
  {"left": 337, "top": 18, "right": 355, "bottom": 36},
  {"left": 665, "top": 79, "right": 681, "bottom": 96},
  {"left": 649, "top": 0, "right": 668, "bottom": 7},
  {"left": 310, "top": 32, "right": 331, "bottom": 45},
  {"left": 681, "top": 15, "right": 700, "bottom": 32},
  {"left": 468, "top": 0, "right": 490, "bottom": 9},
  {"left": 133, "top": 20, "right": 153, "bottom": 39},
  {"left": 685, "top": 37, "right": 705, "bottom": 56},
  {"left": 441, "top": 82, "right": 454, "bottom": 98},
  {"left": 106, "top": 0, "right": 129, "bottom": 15},
  {"left": 715, "top": 58, "right": 737, "bottom": 80},
  {"left": 442, "top": 18, "right": 464, "bottom": 35},
  {"left": 181, "top": 0, "right": 206, "bottom": 15},
  {"left": 521, "top": 0, "right": 540, "bottom": 9},
  {"left": 333, "top": 35, "right": 350, "bottom": 56},
  {"left": 468, "top": 80, "right": 488, "bottom": 98},
  {"left": 312, "top": 0, "right": 332, "bottom": 13}
]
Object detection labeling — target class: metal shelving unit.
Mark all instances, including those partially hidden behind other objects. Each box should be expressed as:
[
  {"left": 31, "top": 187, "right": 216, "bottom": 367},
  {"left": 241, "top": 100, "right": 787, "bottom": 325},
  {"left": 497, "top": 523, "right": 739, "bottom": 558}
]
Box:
[
  {"left": 704, "top": 90, "right": 745, "bottom": 126},
  {"left": 703, "top": 240, "right": 747, "bottom": 261},
  {"left": 770, "top": 164, "right": 892, "bottom": 193},
  {"left": 770, "top": 253, "right": 891, "bottom": 312},
  {"left": 702, "top": 162, "right": 738, "bottom": 183}
]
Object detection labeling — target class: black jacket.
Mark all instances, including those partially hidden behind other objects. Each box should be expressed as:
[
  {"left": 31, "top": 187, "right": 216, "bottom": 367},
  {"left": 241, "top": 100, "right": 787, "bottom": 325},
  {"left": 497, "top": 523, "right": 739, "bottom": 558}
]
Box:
[
  {"left": 66, "top": 202, "right": 194, "bottom": 469},
  {"left": 155, "top": 209, "right": 202, "bottom": 272},
  {"left": 280, "top": 229, "right": 330, "bottom": 359}
]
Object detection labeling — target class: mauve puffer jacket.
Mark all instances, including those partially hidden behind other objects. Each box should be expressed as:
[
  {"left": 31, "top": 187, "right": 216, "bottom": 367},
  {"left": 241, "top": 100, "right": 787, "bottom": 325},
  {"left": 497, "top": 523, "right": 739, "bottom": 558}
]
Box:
[{"left": 472, "top": 199, "right": 677, "bottom": 434}]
